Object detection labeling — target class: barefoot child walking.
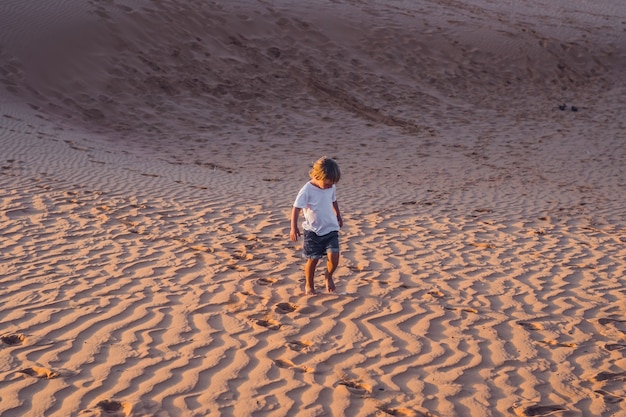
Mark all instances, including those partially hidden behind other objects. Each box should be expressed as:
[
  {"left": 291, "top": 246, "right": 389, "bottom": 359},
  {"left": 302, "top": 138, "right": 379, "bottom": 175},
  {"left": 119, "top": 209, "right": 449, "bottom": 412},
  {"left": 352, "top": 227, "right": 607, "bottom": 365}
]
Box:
[{"left": 290, "top": 156, "right": 343, "bottom": 295}]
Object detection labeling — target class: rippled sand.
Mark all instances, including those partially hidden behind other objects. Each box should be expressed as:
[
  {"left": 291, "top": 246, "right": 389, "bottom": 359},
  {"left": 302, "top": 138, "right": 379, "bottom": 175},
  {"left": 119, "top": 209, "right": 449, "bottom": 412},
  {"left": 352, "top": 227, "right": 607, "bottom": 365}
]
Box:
[{"left": 1, "top": 1, "right": 625, "bottom": 416}]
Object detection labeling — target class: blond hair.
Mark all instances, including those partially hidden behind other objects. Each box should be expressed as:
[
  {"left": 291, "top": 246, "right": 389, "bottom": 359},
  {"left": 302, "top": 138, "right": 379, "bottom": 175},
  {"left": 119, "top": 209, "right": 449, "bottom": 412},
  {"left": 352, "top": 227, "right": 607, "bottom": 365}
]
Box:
[{"left": 309, "top": 156, "right": 341, "bottom": 183}]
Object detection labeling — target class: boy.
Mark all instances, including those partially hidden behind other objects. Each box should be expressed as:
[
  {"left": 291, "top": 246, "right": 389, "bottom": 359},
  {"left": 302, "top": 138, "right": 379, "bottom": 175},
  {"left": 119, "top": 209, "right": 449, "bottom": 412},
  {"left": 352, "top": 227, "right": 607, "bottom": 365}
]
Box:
[{"left": 290, "top": 156, "right": 343, "bottom": 295}]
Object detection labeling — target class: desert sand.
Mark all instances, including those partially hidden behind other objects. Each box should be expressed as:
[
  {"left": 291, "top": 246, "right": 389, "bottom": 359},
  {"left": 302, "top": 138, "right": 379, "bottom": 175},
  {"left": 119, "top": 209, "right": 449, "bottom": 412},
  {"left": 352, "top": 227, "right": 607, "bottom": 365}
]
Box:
[{"left": 0, "top": 0, "right": 625, "bottom": 416}]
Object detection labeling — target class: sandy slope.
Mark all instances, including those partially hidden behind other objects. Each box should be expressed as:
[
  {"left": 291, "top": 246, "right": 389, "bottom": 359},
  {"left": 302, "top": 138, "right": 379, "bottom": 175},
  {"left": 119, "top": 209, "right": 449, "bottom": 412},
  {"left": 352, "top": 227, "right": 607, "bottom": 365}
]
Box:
[{"left": 1, "top": 0, "right": 625, "bottom": 416}]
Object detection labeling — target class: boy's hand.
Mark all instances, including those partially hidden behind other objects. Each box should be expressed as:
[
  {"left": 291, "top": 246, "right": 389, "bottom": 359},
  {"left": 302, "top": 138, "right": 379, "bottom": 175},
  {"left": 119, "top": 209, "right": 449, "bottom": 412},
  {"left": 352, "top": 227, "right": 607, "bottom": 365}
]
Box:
[{"left": 290, "top": 207, "right": 302, "bottom": 242}]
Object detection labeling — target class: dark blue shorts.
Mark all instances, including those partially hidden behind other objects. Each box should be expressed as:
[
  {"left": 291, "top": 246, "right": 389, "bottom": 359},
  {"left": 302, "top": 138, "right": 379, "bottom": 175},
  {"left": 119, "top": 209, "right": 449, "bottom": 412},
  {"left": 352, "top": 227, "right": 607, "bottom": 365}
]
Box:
[{"left": 303, "top": 230, "right": 339, "bottom": 259}]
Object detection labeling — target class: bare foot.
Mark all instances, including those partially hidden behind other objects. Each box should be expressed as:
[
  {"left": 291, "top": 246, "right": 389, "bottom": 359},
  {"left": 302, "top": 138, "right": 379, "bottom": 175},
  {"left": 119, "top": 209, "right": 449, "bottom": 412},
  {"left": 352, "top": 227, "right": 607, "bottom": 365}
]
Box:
[
  {"left": 325, "top": 272, "right": 336, "bottom": 293},
  {"left": 305, "top": 287, "right": 318, "bottom": 296}
]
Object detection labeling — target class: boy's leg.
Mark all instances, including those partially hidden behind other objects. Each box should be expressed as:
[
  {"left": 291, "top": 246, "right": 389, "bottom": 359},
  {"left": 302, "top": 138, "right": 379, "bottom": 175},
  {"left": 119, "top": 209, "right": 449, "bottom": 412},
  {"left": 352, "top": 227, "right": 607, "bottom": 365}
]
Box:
[
  {"left": 305, "top": 258, "right": 319, "bottom": 295},
  {"left": 325, "top": 251, "right": 339, "bottom": 292}
]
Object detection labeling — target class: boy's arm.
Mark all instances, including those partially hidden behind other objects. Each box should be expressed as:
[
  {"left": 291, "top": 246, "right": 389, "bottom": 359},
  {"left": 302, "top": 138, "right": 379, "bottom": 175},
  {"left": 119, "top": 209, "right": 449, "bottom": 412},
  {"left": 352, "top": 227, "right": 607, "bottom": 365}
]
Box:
[
  {"left": 333, "top": 201, "right": 343, "bottom": 228},
  {"left": 290, "top": 207, "right": 302, "bottom": 241}
]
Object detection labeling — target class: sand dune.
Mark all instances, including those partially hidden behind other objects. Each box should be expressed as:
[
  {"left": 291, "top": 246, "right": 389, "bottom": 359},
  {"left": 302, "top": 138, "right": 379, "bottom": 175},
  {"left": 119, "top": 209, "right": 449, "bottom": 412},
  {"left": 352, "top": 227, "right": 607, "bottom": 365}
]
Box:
[{"left": 1, "top": 0, "right": 625, "bottom": 416}]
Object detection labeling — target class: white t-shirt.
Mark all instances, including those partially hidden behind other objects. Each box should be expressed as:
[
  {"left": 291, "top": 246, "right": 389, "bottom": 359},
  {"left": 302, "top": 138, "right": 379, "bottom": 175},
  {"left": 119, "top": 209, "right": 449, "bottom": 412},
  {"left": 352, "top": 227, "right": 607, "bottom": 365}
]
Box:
[{"left": 293, "top": 182, "right": 339, "bottom": 236}]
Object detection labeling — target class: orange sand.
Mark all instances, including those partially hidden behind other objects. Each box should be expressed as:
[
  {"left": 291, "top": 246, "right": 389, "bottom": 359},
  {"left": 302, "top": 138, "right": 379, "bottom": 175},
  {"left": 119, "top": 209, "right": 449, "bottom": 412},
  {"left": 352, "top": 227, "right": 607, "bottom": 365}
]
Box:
[{"left": 1, "top": 1, "right": 625, "bottom": 416}]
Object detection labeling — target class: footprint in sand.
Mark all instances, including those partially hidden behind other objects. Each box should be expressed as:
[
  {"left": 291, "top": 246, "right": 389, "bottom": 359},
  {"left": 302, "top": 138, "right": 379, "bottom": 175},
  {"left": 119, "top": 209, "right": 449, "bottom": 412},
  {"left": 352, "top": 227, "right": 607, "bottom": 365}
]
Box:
[
  {"left": 336, "top": 377, "right": 372, "bottom": 397},
  {"left": 594, "top": 389, "right": 623, "bottom": 404},
  {"left": 18, "top": 366, "right": 60, "bottom": 379},
  {"left": 275, "top": 302, "right": 297, "bottom": 314},
  {"left": 189, "top": 244, "right": 214, "bottom": 253},
  {"left": 598, "top": 318, "right": 626, "bottom": 326},
  {"left": 377, "top": 405, "right": 426, "bottom": 416},
  {"left": 539, "top": 340, "right": 577, "bottom": 348},
  {"left": 444, "top": 306, "right": 478, "bottom": 314},
  {"left": 517, "top": 321, "right": 544, "bottom": 331},
  {"left": 427, "top": 289, "right": 445, "bottom": 298},
  {"left": 274, "top": 358, "right": 313, "bottom": 373},
  {"left": 594, "top": 371, "right": 626, "bottom": 382},
  {"left": 605, "top": 343, "right": 626, "bottom": 351},
  {"left": 1, "top": 334, "right": 26, "bottom": 346},
  {"left": 96, "top": 400, "right": 131, "bottom": 416},
  {"left": 287, "top": 340, "right": 313, "bottom": 352},
  {"left": 522, "top": 404, "right": 566, "bottom": 416},
  {"left": 257, "top": 277, "right": 277, "bottom": 286},
  {"left": 255, "top": 318, "right": 282, "bottom": 330}
]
